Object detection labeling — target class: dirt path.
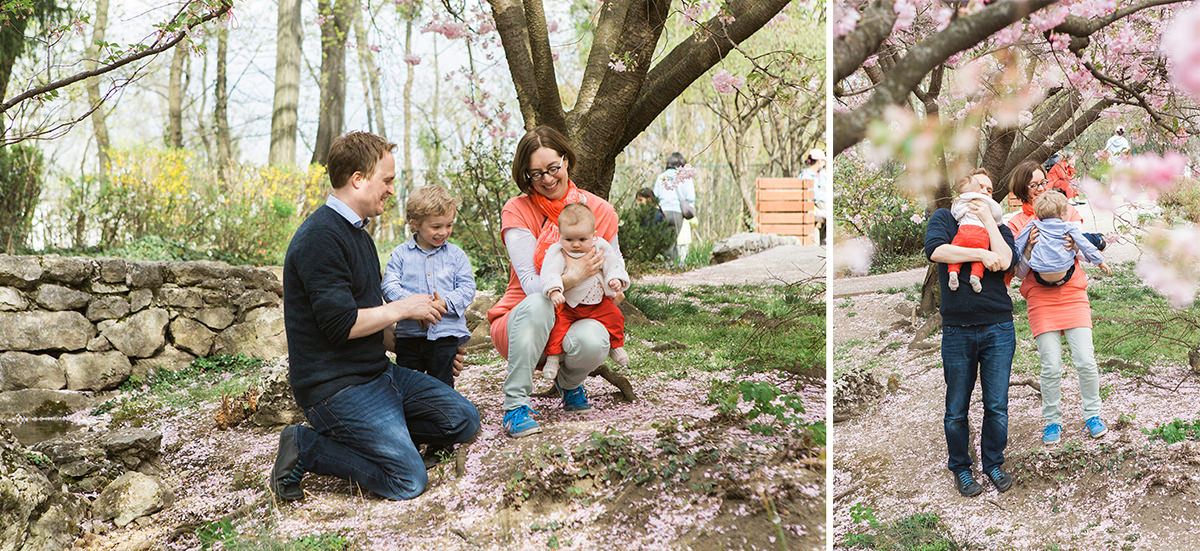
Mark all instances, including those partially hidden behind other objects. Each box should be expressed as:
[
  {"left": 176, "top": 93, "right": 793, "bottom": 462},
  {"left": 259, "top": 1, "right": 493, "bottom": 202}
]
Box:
[
  {"left": 832, "top": 289, "right": 1200, "bottom": 550},
  {"left": 639, "top": 245, "right": 825, "bottom": 287}
]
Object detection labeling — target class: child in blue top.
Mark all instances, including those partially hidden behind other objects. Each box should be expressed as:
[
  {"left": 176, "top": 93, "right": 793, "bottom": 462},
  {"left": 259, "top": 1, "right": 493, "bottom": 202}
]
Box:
[
  {"left": 1014, "top": 191, "right": 1110, "bottom": 286},
  {"left": 382, "top": 185, "right": 476, "bottom": 388}
]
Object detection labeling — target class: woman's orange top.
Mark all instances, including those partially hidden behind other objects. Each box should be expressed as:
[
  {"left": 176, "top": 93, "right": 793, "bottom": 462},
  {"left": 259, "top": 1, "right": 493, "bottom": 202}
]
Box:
[{"left": 1007, "top": 205, "right": 1092, "bottom": 337}]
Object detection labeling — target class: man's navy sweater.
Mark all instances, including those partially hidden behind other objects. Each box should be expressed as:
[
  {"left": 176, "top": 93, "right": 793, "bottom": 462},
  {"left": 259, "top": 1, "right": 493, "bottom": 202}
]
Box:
[
  {"left": 923, "top": 208, "right": 1019, "bottom": 326},
  {"left": 283, "top": 205, "right": 389, "bottom": 408}
]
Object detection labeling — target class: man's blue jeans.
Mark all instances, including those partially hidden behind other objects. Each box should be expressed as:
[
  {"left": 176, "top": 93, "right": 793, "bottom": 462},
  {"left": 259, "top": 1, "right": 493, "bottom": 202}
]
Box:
[
  {"left": 942, "top": 321, "right": 1015, "bottom": 474},
  {"left": 293, "top": 363, "right": 480, "bottom": 500}
]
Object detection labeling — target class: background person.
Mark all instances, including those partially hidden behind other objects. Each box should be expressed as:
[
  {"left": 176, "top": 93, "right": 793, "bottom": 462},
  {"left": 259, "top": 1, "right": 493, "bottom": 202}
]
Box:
[
  {"left": 652, "top": 152, "right": 696, "bottom": 262},
  {"left": 486, "top": 126, "right": 622, "bottom": 438},
  {"left": 800, "top": 148, "right": 828, "bottom": 245}
]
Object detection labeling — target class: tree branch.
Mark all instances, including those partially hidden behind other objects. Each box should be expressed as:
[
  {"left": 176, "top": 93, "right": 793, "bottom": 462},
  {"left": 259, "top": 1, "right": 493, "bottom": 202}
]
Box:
[
  {"left": 522, "top": 0, "right": 566, "bottom": 130},
  {"left": 834, "top": 0, "right": 896, "bottom": 84},
  {"left": 571, "top": 0, "right": 631, "bottom": 129},
  {"left": 0, "top": 1, "right": 232, "bottom": 114},
  {"left": 488, "top": 0, "right": 538, "bottom": 128}
]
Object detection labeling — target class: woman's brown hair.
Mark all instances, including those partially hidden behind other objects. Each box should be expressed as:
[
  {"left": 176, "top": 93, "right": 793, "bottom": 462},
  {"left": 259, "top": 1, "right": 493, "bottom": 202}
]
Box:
[
  {"left": 512, "top": 126, "right": 577, "bottom": 195},
  {"left": 1008, "top": 160, "right": 1044, "bottom": 204}
]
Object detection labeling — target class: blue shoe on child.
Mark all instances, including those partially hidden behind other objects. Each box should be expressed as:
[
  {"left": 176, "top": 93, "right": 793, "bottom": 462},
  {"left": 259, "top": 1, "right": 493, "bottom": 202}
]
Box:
[
  {"left": 1085, "top": 416, "right": 1108, "bottom": 438},
  {"left": 1043, "top": 423, "right": 1062, "bottom": 445},
  {"left": 557, "top": 380, "right": 592, "bottom": 412},
  {"left": 503, "top": 405, "right": 542, "bottom": 438}
]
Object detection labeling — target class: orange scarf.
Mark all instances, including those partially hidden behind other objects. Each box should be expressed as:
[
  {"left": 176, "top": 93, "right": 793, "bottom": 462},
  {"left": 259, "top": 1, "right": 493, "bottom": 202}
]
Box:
[
  {"left": 1022, "top": 201, "right": 1035, "bottom": 217},
  {"left": 530, "top": 180, "right": 583, "bottom": 271}
]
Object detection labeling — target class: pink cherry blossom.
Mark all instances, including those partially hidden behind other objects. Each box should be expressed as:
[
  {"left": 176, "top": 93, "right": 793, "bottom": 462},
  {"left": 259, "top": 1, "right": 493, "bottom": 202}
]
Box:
[
  {"left": 403, "top": 55, "right": 421, "bottom": 65},
  {"left": 893, "top": 0, "right": 916, "bottom": 32},
  {"left": 608, "top": 55, "right": 628, "bottom": 72},
  {"left": 1161, "top": 3, "right": 1200, "bottom": 97},
  {"left": 834, "top": 4, "right": 860, "bottom": 37},
  {"left": 836, "top": 237, "right": 875, "bottom": 276},
  {"left": 711, "top": 69, "right": 743, "bottom": 94}
]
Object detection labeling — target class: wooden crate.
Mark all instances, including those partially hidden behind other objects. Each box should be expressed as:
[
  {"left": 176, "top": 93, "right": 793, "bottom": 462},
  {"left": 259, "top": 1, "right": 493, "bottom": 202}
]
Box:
[{"left": 756, "top": 178, "right": 816, "bottom": 246}]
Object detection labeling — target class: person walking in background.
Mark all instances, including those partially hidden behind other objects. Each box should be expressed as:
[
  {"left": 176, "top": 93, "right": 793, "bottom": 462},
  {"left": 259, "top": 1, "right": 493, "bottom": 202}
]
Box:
[
  {"left": 652, "top": 152, "right": 696, "bottom": 263},
  {"left": 924, "top": 168, "right": 1019, "bottom": 497},
  {"left": 1046, "top": 151, "right": 1080, "bottom": 204},
  {"left": 800, "top": 148, "right": 828, "bottom": 245},
  {"left": 1103, "top": 126, "right": 1131, "bottom": 161}
]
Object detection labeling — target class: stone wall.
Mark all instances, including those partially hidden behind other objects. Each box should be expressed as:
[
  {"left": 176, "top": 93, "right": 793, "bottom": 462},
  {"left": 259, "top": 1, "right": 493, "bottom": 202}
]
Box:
[{"left": 0, "top": 255, "right": 286, "bottom": 393}]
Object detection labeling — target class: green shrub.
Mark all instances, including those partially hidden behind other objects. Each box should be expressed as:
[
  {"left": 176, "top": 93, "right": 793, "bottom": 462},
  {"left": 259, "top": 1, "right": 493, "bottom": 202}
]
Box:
[
  {"left": 440, "top": 141, "right": 521, "bottom": 282},
  {"left": 0, "top": 144, "right": 44, "bottom": 253},
  {"left": 617, "top": 202, "right": 674, "bottom": 267},
  {"left": 835, "top": 157, "right": 928, "bottom": 272}
]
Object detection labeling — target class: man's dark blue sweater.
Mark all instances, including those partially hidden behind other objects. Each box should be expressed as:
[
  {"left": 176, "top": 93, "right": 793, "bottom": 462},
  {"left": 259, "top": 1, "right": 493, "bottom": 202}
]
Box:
[
  {"left": 283, "top": 205, "right": 389, "bottom": 408},
  {"left": 923, "top": 208, "right": 1019, "bottom": 326}
]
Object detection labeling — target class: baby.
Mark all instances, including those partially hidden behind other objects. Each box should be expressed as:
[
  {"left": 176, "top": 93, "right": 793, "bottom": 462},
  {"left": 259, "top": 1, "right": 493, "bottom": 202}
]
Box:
[
  {"left": 541, "top": 203, "right": 630, "bottom": 380},
  {"left": 947, "top": 170, "right": 1004, "bottom": 293},
  {"left": 1014, "top": 191, "right": 1110, "bottom": 286}
]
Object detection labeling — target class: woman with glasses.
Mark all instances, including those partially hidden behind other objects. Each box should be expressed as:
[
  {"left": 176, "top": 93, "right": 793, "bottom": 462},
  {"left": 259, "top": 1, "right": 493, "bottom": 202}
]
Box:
[
  {"left": 1005, "top": 160, "right": 1109, "bottom": 447},
  {"left": 485, "top": 126, "right": 621, "bottom": 438}
]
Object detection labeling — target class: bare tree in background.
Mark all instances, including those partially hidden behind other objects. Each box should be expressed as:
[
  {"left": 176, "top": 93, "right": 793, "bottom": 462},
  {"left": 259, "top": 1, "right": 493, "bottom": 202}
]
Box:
[
  {"left": 166, "top": 45, "right": 186, "bottom": 148},
  {"left": 85, "top": 0, "right": 111, "bottom": 174},
  {"left": 214, "top": 25, "right": 233, "bottom": 174},
  {"left": 269, "top": 0, "right": 302, "bottom": 167},
  {"left": 311, "top": 0, "right": 353, "bottom": 165}
]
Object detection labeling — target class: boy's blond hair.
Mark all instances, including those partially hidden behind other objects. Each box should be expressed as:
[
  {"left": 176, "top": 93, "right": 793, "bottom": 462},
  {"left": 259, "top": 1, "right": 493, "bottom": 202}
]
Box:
[
  {"left": 1034, "top": 190, "right": 1068, "bottom": 220},
  {"left": 406, "top": 185, "right": 460, "bottom": 232},
  {"left": 557, "top": 203, "right": 595, "bottom": 230}
]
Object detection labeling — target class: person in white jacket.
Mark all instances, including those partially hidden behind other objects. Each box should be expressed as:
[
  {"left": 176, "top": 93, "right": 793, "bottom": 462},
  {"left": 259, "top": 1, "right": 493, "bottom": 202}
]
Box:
[
  {"left": 541, "top": 203, "right": 630, "bottom": 380},
  {"left": 947, "top": 169, "right": 1004, "bottom": 293}
]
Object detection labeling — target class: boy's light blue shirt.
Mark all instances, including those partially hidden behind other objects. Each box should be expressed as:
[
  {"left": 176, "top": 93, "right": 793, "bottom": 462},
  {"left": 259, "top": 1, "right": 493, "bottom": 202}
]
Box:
[{"left": 382, "top": 235, "right": 475, "bottom": 340}]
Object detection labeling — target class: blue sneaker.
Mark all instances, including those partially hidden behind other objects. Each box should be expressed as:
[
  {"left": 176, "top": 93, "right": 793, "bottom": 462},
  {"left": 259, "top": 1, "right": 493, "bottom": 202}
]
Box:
[
  {"left": 557, "top": 380, "right": 592, "bottom": 412},
  {"left": 1042, "top": 423, "right": 1062, "bottom": 445},
  {"left": 1086, "top": 416, "right": 1108, "bottom": 438},
  {"left": 954, "top": 470, "right": 982, "bottom": 497},
  {"left": 502, "top": 405, "right": 542, "bottom": 438}
]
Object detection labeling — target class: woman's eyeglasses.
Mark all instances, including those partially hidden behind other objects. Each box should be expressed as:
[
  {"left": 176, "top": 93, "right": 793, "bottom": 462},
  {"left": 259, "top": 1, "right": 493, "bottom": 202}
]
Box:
[
  {"left": 527, "top": 158, "right": 564, "bottom": 182},
  {"left": 1030, "top": 178, "right": 1048, "bottom": 189}
]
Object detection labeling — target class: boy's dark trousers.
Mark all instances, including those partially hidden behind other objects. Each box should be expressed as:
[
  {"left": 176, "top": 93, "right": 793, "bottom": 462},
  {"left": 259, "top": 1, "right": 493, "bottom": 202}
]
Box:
[{"left": 393, "top": 336, "right": 464, "bottom": 388}]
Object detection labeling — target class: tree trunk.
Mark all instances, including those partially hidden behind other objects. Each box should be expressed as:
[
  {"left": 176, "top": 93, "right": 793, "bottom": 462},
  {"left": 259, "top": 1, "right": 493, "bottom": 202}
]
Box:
[
  {"left": 351, "top": 3, "right": 386, "bottom": 138},
  {"left": 310, "top": 0, "right": 353, "bottom": 166},
  {"left": 269, "top": 0, "right": 302, "bottom": 167},
  {"left": 85, "top": 0, "right": 111, "bottom": 176},
  {"left": 214, "top": 25, "right": 233, "bottom": 175},
  {"left": 166, "top": 45, "right": 186, "bottom": 148},
  {"left": 402, "top": 16, "right": 414, "bottom": 214}
]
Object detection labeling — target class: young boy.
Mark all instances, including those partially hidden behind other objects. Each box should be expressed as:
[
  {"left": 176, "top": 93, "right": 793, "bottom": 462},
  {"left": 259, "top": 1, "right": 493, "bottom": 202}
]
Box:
[
  {"left": 947, "top": 170, "right": 1005, "bottom": 293},
  {"left": 540, "top": 203, "right": 630, "bottom": 380},
  {"left": 382, "top": 185, "right": 476, "bottom": 387},
  {"left": 1014, "top": 191, "right": 1110, "bottom": 286}
]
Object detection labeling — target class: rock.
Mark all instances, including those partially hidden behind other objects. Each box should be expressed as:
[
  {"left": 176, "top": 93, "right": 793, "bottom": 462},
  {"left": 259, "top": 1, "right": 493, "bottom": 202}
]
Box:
[
  {"left": 710, "top": 233, "right": 801, "bottom": 264},
  {"left": 85, "top": 295, "right": 130, "bottom": 321},
  {"left": 128, "top": 289, "right": 153, "bottom": 313},
  {"left": 0, "top": 311, "right": 92, "bottom": 352},
  {"left": 213, "top": 308, "right": 286, "bottom": 358},
  {"left": 198, "top": 277, "right": 246, "bottom": 298},
  {"left": 833, "top": 367, "right": 884, "bottom": 423},
  {"left": 98, "top": 428, "right": 162, "bottom": 472},
  {"left": 86, "top": 336, "right": 113, "bottom": 352},
  {"left": 618, "top": 300, "right": 650, "bottom": 326},
  {"left": 60, "top": 351, "right": 132, "bottom": 391},
  {"left": 165, "top": 261, "right": 230, "bottom": 286},
  {"left": 0, "top": 286, "right": 28, "bottom": 311},
  {"left": 0, "top": 389, "right": 91, "bottom": 418},
  {"left": 0, "top": 427, "right": 87, "bottom": 551},
  {"left": 893, "top": 303, "right": 916, "bottom": 318},
  {"left": 40, "top": 256, "right": 93, "bottom": 285},
  {"left": 91, "top": 472, "right": 173, "bottom": 527},
  {"left": 0, "top": 352, "right": 65, "bottom": 391},
  {"left": 30, "top": 434, "right": 107, "bottom": 478},
  {"left": 0, "top": 254, "right": 43, "bottom": 288},
  {"left": 89, "top": 281, "right": 128, "bottom": 294},
  {"left": 132, "top": 346, "right": 195, "bottom": 380},
  {"left": 156, "top": 287, "right": 204, "bottom": 308},
  {"left": 33, "top": 284, "right": 91, "bottom": 311},
  {"left": 234, "top": 289, "right": 280, "bottom": 313},
  {"left": 228, "top": 265, "right": 279, "bottom": 291},
  {"left": 462, "top": 323, "right": 493, "bottom": 354},
  {"left": 101, "top": 309, "right": 168, "bottom": 358},
  {"left": 194, "top": 307, "right": 236, "bottom": 331},
  {"left": 96, "top": 258, "right": 127, "bottom": 283},
  {"left": 464, "top": 292, "right": 498, "bottom": 332},
  {"left": 251, "top": 360, "right": 303, "bottom": 427},
  {"left": 126, "top": 261, "right": 163, "bottom": 288},
  {"left": 169, "top": 317, "right": 216, "bottom": 357}
]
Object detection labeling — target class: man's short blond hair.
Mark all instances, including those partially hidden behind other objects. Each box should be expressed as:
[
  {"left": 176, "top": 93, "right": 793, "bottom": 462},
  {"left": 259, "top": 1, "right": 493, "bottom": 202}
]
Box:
[
  {"left": 1034, "top": 189, "right": 1068, "bottom": 220},
  {"left": 557, "top": 203, "right": 595, "bottom": 230},
  {"left": 406, "top": 185, "right": 460, "bottom": 232}
]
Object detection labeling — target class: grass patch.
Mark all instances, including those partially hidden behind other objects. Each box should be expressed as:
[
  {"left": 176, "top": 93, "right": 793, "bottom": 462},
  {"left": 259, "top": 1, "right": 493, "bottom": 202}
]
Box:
[
  {"left": 1143, "top": 418, "right": 1200, "bottom": 444},
  {"left": 843, "top": 504, "right": 979, "bottom": 550},
  {"left": 869, "top": 252, "right": 927, "bottom": 276},
  {"left": 1086, "top": 263, "right": 1200, "bottom": 369},
  {"left": 196, "top": 519, "right": 354, "bottom": 550},
  {"left": 93, "top": 354, "right": 265, "bottom": 427}
]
